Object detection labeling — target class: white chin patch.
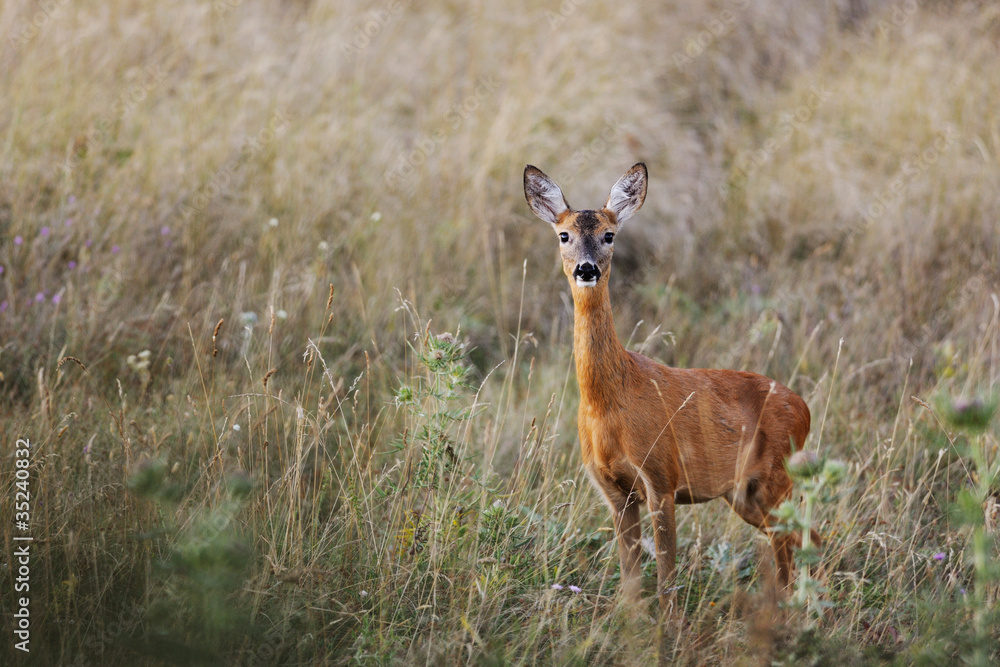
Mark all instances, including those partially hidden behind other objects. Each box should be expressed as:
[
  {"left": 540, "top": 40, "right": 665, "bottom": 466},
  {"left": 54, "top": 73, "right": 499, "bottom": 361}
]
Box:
[{"left": 575, "top": 278, "right": 598, "bottom": 288}]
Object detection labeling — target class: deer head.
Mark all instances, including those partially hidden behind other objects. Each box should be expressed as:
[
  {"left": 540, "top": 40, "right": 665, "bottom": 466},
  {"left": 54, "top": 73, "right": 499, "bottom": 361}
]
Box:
[{"left": 523, "top": 163, "right": 647, "bottom": 288}]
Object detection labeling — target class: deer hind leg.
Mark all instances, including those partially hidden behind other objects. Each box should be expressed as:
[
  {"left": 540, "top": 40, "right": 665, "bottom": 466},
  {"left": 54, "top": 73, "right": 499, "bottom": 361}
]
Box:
[
  {"left": 728, "top": 472, "right": 798, "bottom": 589},
  {"left": 591, "top": 469, "right": 644, "bottom": 601}
]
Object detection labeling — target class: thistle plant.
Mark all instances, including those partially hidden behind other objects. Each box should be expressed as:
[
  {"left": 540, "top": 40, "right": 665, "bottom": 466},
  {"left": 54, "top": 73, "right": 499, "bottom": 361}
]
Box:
[
  {"left": 771, "top": 449, "right": 848, "bottom": 616},
  {"left": 394, "top": 330, "right": 477, "bottom": 490},
  {"left": 128, "top": 460, "right": 256, "bottom": 662},
  {"left": 939, "top": 392, "right": 999, "bottom": 666},
  {"left": 389, "top": 328, "right": 530, "bottom": 570}
]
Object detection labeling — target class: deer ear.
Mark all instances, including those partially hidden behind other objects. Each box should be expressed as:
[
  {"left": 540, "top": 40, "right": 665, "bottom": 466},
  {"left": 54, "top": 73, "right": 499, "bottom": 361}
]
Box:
[
  {"left": 524, "top": 165, "right": 570, "bottom": 225},
  {"left": 605, "top": 163, "right": 647, "bottom": 225}
]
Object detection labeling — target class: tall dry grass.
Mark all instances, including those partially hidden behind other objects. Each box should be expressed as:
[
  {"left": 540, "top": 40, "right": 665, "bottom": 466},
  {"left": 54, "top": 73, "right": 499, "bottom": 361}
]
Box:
[{"left": 2, "top": 0, "right": 999, "bottom": 663}]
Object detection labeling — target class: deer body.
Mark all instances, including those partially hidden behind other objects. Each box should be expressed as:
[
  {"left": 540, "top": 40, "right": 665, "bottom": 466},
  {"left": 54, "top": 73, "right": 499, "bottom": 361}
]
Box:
[{"left": 525, "top": 163, "right": 811, "bottom": 611}]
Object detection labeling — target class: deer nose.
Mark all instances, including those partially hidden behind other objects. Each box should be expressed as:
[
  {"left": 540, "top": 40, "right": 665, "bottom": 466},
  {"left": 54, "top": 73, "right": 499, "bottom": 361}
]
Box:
[{"left": 574, "top": 262, "right": 601, "bottom": 283}]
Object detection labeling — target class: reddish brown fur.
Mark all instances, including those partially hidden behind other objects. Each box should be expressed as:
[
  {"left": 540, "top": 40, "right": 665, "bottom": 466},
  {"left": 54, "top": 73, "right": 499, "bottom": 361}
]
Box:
[{"left": 525, "top": 163, "right": 813, "bottom": 612}]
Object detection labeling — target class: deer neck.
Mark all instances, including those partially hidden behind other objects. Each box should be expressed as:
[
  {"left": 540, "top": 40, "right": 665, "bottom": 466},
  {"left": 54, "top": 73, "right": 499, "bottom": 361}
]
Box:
[{"left": 571, "top": 281, "right": 631, "bottom": 410}]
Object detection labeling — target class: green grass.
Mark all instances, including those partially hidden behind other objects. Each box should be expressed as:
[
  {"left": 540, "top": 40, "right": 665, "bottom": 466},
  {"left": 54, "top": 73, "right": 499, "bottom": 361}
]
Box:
[{"left": 3, "top": 0, "right": 1000, "bottom": 664}]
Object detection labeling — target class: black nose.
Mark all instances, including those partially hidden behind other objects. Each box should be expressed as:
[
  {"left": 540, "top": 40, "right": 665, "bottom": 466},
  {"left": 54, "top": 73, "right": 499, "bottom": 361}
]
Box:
[{"left": 574, "top": 262, "right": 601, "bottom": 282}]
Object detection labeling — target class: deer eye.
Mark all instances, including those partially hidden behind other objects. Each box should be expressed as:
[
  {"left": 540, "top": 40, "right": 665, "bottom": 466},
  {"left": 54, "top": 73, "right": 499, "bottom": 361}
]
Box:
[
  {"left": 559, "top": 232, "right": 570, "bottom": 243},
  {"left": 604, "top": 232, "right": 615, "bottom": 244}
]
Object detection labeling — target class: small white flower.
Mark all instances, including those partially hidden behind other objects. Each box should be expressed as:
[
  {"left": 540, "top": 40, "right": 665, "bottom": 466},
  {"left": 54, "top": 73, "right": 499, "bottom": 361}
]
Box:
[
  {"left": 232, "top": 424, "right": 241, "bottom": 431},
  {"left": 276, "top": 309, "right": 288, "bottom": 320},
  {"left": 360, "top": 590, "right": 368, "bottom": 597},
  {"left": 268, "top": 217, "right": 279, "bottom": 227},
  {"left": 370, "top": 211, "right": 382, "bottom": 222},
  {"left": 318, "top": 241, "right": 329, "bottom": 251}
]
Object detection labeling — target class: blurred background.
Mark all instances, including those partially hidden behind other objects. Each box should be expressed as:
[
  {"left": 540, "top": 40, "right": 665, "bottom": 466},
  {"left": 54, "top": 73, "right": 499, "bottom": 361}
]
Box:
[{"left": 2, "top": 0, "right": 999, "bottom": 664}]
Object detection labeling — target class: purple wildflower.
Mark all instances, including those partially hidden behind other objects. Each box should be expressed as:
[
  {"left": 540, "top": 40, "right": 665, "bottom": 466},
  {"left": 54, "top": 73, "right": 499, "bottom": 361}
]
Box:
[
  {"left": 0, "top": 301, "right": 7, "bottom": 313},
  {"left": 0, "top": 265, "right": 4, "bottom": 274},
  {"left": 40, "top": 226, "right": 50, "bottom": 237},
  {"left": 568, "top": 585, "right": 582, "bottom": 594},
  {"left": 933, "top": 552, "right": 946, "bottom": 561},
  {"left": 111, "top": 245, "right": 120, "bottom": 254},
  {"left": 52, "top": 293, "right": 61, "bottom": 304},
  {"left": 161, "top": 225, "right": 170, "bottom": 236},
  {"left": 14, "top": 236, "right": 23, "bottom": 245},
  {"left": 65, "top": 218, "right": 73, "bottom": 227},
  {"left": 34, "top": 292, "right": 45, "bottom": 303},
  {"left": 85, "top": 239, "right": 93, "bottom": 248},
  {"left": 550, "top": 584, "right": 563, "bottom": 591},
  {"left": 68, "top": 261, "right": 77, "bottom": 269}
]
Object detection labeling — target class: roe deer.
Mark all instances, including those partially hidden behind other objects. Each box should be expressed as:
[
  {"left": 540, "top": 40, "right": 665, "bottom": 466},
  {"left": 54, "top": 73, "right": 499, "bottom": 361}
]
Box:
[{"left": 523, "top": 162, "right": 814, "bottom": 612}]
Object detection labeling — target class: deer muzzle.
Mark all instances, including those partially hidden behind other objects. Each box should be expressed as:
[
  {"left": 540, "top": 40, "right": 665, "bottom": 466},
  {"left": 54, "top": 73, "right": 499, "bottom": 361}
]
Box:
[{"left": 574, "top": 262, "right": 601, "bottom": 287}]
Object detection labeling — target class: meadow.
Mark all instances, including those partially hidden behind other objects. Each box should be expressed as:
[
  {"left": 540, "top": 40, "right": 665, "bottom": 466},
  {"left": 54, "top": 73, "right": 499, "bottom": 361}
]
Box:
[{"left": 2, "top": 0, "right": 1000, "bottom": 663}]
